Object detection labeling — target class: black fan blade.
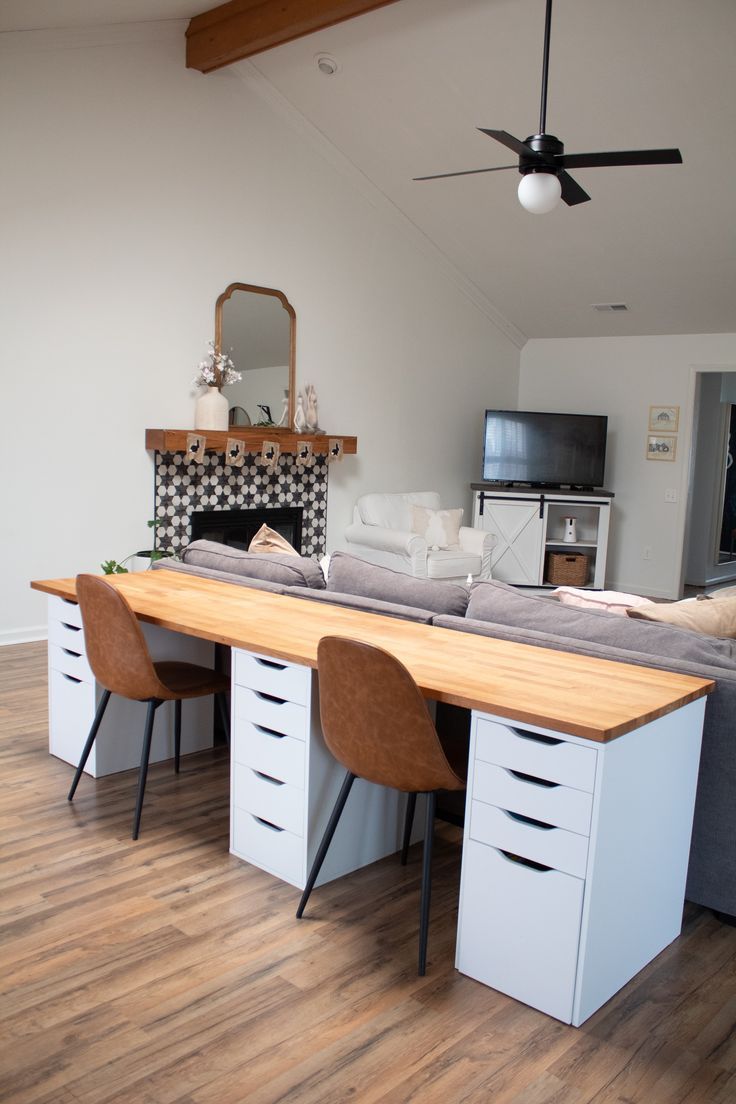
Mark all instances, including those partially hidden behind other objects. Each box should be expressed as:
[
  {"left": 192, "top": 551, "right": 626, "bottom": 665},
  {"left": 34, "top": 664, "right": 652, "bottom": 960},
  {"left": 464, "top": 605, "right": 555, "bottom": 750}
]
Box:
[
  {"left": 559, "top": 171, "right": 591, "bottom": 206},
  {"left": 557, "top": 148, "right": 682, "bottom": 169},
  {"left": 414, "top": 164, "right": 518, "bottom": 181},
  {"left": 478, "top": 128, "right": 540, "bottom": 158}
]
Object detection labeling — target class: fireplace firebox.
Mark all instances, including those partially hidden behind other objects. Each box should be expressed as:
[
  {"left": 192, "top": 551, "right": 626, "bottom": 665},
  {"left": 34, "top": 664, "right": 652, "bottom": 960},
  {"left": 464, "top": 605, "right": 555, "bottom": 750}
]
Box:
[{"left": 189, "top": 507, "right": 303, "bottom": 554}]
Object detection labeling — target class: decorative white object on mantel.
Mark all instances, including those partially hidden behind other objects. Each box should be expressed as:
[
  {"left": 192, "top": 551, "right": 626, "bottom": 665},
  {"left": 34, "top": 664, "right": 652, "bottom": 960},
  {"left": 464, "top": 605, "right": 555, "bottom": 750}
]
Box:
[
  {"left": 304, "top": 383, "right": 320, "bottom": 432},
  {"left": 194, "top": 386, "right": 229, "bottom": 430},
  {"left": 192, "top": 341, "right": 241, "bottom": 431},
  {"left": 293, "top": 393, "right": 306, "bottom": 432}
]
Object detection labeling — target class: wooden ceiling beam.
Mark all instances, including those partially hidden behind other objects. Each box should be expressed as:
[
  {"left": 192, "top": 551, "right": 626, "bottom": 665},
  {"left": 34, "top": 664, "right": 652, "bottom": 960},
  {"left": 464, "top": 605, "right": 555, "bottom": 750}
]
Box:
[{"left": 186, "top": 0, "right": 401, "bottom": 73}]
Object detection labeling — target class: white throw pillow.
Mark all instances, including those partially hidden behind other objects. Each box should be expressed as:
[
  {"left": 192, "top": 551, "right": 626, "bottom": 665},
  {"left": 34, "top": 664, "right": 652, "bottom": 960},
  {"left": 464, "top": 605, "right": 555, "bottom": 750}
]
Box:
[
  {"left": 248, "top": 524, "right": 299, "bottom": 556},
  {"left": 552, "top": 587, "right": 655, "bottom": 616},
  {"left": 411, "top": 506, "right": 463, "bottom": 551}
]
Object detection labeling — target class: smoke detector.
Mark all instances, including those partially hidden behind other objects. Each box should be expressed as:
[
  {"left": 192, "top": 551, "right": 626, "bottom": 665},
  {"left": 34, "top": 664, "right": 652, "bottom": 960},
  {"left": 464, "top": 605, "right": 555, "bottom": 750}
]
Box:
[{"left": 315, "top": 54, "right": 339, "bottom": 75}]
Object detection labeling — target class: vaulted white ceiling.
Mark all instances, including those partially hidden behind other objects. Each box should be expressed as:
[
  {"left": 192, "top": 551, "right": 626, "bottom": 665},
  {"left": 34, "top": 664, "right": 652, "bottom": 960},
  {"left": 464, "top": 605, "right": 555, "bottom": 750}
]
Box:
[{"left": 5, "top": 0, "right": 735, "bottom": 341}]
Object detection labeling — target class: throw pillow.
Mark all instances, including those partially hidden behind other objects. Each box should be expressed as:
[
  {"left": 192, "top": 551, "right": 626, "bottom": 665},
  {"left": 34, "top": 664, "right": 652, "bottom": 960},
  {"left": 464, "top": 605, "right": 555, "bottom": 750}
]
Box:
[
  {"left": 327, "top": 551, "right": 469, "bottom": 616},
  {"left": 552, "top": 587, "right": 655, "bottom": 616},
  {"left": 411, "top": 506, "right": 463, "bottom": 551},
  {"left": 248, "top": 523, "right": 299, "bottom": 556},
  {"left": 627, "top": 596, "right": 736, "bottom": 638}
]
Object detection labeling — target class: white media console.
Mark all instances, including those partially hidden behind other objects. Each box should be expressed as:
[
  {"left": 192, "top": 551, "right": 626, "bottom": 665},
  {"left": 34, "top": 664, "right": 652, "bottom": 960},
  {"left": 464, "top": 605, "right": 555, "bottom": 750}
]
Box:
[{"left": 472, "top": 485, "right": 613, "bottom": 589}]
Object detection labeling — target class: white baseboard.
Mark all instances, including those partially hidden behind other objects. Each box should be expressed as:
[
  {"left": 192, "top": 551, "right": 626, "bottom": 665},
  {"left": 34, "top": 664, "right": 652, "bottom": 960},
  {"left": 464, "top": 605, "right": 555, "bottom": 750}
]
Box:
[{"left": 0, "top": 627, "right": 47, "bottom": 646}]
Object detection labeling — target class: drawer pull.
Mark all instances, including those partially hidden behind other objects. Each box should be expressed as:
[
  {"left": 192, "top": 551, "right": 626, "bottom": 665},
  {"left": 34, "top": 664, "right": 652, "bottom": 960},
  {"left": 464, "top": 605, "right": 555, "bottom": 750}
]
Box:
[
  {"left": 512, "top": 728, "right": 562, "bottom": 747},
  {"left": 61, "top": 622, "right": 82, "bottom": 632},
  {"left": 255, "top": 691, "right": 286, "bottom": 705},
  {"left": 256, "top": 658, "right": 287, "bottom": 671},
  {"left": 253, "top": 815, "right": 283, "bottom": 832},
  {"left": 498, "top": 848, "right": 553, "bottom": 873},
  {"left": 255, "top": 724, "right": 286, "bottom": 740},
  {"left": 252, "top": 770, "right": 284, "bottom": 787},
  {"left": 62, "top": 648, "right": 82, "bottom": 658},
  {"left": 505, "top": 809, "right": 554, "bottom": 831},
  {"left": 61, "top": 673, "right": 82, "bottom": 684},
  {"left": 508, "top": 768, "right": 558, "bottom": 789},
  {"left": 61, "top": 598, "right": 79, "bottom": 607}
]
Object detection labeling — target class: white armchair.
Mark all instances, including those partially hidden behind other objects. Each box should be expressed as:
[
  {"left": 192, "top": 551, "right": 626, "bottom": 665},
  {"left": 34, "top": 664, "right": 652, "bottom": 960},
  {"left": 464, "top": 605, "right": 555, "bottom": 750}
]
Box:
[{"left": 344, "top": 491, "right": 496, "bottom": 583}]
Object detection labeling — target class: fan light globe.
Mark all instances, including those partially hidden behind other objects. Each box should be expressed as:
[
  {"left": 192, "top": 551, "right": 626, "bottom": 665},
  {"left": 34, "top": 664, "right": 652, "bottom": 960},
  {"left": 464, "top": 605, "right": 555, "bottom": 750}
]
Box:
[{"left": 518, "top": 171, "right": 562, "bottom": 214}]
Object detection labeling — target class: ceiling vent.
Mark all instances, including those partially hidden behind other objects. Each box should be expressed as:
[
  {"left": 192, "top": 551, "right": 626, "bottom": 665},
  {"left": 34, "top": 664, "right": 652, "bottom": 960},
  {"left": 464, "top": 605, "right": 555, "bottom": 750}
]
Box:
[{"left": 592, "top": 302, "right": 629, "bottom": 312}]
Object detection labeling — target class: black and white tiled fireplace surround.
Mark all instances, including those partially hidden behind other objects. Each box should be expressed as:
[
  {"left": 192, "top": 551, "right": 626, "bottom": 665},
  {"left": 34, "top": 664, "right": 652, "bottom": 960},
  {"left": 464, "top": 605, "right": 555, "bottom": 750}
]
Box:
[{"left": 154, "top": 449, "right": 329, "bottom": 557}]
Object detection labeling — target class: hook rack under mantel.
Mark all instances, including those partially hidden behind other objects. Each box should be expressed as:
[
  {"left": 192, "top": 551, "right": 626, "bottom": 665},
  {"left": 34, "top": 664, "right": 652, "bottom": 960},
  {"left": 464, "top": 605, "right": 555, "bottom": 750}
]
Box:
[{"left": 145, "top": 428, "right": 357, "bottom": 456}]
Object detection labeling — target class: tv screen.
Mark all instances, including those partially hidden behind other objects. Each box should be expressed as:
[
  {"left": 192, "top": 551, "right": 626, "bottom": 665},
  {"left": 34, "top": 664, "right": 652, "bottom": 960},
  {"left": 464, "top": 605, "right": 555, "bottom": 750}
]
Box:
[{"left": 483, "top": 410, "right": 608, "bottom": 488}]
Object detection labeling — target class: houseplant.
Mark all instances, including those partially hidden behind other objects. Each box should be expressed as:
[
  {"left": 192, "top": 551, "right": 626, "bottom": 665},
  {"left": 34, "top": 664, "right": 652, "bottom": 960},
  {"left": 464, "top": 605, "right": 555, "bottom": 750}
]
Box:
[{"left": 101, "top": 520, "right": 169, "bottom": 575}]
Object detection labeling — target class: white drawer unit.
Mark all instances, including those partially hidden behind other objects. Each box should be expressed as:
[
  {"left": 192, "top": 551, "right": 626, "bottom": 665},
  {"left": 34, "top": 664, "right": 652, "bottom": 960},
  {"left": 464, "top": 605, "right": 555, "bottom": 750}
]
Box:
[
  {"left": 46, "top": 596, "right": 214, "bottom": 777},
  {"left": 457, "top": 702, "right": 707, "bottom": 1025},
  {"left": 233, "top": 762, "right": 305, "bottom": 836},
  {"left": 230, "top": 648, "right": 413, "bottom": 891},
  {"left": 234, "top": 721, "right": 306, "bottom": 787},
  {"left": 234, "top": 650, "right": 310, "bottom": 705},
  {"left": 473, "top": 760, "right": 594, "bottom": 836},
  {"left": 459, "top": 839, "right": 585, "bottom": 1023},
  {"left": 476, "top": 717, "right": 597, "bottom": 792}
]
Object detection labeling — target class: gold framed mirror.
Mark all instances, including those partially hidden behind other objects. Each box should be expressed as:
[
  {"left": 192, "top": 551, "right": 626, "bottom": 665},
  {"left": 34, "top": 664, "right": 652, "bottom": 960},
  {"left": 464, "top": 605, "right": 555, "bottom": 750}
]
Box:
[{"left": 214, "top": 282, "right": 296, "bottom": 428}]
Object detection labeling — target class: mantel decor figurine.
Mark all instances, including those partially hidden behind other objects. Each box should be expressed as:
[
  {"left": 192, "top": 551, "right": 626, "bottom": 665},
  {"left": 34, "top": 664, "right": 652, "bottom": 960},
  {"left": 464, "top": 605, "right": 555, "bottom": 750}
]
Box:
[{"left": 193, "top": 342, "right": 241, "bottom": 431}]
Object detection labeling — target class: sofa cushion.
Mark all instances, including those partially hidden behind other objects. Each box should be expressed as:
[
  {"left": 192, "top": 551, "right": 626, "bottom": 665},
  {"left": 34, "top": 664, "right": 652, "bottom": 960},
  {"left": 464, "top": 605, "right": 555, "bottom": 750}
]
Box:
[
  {"left": 182, "top": 540, "right": 325, "bottom": 589},
  {"left": 411, "top": 505, "right": 463, "bottom": 550},
  {"left": 628, "top": 595, "right": 736, "bottom": 638},
  {"left": 465, "top": 579, "right": 736, "bottom": 668},
  {"left": 327, "top": 551, "right": 469, "bottom": 615},
  {"left": 285, "top": 586, "right": 436, "bottom": 623},
  {"left": 151, "top": 558, "right": 286, "bottom": 594}
]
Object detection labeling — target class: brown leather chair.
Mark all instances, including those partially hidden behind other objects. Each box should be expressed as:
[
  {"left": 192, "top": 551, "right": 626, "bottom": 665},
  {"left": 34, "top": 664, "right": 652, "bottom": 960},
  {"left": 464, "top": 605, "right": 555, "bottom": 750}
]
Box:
[
  {"left": 67, "top": 574, "right": 230, "bottom": 839},
  {"left": 296, "top": 636, "right": 466, "bottom": 975}
]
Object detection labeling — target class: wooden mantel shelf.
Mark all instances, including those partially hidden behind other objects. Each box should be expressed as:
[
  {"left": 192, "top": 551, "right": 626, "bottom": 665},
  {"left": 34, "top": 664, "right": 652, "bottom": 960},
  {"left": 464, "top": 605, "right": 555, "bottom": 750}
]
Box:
[{"left": 145, "top": 428, "right": 357, "bottom": 455}]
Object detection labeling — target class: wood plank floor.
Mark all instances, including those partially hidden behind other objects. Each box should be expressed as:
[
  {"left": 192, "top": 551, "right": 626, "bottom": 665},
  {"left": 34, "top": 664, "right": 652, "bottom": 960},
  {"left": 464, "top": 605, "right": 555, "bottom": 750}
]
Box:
[{"left": 1, "top": 642, "right": 735, "bottom": 1104}]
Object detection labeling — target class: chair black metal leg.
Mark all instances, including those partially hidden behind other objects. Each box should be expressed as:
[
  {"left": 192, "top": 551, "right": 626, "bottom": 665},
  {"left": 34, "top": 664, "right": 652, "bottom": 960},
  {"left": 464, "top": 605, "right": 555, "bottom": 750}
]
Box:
[
  {"left": 296, "top": 770, "right": 355, "bottom": 919},
  {"left": 401, "top": 792, "right": 417, "bottom": 865},
  {"left": 174, "top": 698, "right": 182, "bottom": 773},
  {"left": 216, "top": 692, "right": 230, "bottom": 747},
  {"left": 132, "top": 700, "right": 160, "bottom": 841},
  {"left": 418, "top": 790, "right": 436, "bottom": 977},
  {"left": 68, "top": 688, "right": 111, "bottom": 801}
]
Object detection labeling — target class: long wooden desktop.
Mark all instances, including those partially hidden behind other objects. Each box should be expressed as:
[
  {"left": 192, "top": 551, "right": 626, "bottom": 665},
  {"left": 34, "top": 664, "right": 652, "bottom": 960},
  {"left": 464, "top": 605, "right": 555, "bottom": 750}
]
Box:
[{"left": 32, "top": 571, "right": 713, "bottom": 1025}]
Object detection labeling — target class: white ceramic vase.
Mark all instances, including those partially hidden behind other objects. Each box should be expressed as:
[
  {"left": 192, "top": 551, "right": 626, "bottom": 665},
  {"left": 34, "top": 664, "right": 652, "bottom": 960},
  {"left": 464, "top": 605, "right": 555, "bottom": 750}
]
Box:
[{"left": 194, "top": 386, "right": 229, "bottom": 430}]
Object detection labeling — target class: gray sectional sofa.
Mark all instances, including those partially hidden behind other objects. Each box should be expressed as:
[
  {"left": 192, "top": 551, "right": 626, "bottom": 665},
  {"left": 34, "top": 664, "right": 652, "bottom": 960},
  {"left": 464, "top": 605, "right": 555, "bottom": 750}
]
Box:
[{"left": 154, "top": 542, "right": 736, "bottom": 921}]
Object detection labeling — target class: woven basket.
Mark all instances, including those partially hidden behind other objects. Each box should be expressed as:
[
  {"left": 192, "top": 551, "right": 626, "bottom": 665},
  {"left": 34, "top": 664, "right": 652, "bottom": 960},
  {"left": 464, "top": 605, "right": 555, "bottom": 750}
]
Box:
[{"left": 546, "top": 551, "right": 589, "bottom": 587}]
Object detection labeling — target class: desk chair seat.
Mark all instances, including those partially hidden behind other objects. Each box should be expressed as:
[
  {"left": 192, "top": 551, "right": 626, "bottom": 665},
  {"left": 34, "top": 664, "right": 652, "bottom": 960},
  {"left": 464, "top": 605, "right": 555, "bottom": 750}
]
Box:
[
  {"left": 67, "top": 574, "right": 230, "bottom": 839},
  {"left": 296, "top": 636, "right": 466, "bottom": 975}
]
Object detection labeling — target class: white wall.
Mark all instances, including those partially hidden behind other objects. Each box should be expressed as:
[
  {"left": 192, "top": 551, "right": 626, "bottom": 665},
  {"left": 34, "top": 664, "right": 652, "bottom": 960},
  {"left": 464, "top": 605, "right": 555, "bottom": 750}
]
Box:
[
  {"left": 520, "top": 335, "right": 736, "bottom": 598},
  {"left": 0, "top": 23, "right": 520, "bottom": 642}
]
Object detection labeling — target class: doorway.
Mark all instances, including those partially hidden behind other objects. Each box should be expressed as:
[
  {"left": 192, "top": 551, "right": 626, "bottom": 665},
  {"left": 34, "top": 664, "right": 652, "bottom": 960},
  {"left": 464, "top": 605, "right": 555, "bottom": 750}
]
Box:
[{"left": 683, "top": 370, "right": 736, "bottom": 588}]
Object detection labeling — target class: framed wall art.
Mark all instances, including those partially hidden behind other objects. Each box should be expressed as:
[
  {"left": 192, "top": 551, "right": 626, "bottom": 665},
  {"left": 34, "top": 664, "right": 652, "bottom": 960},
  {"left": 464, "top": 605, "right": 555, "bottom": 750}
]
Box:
[
  {"left": 646, "top": 434, "right": 677, "bottom": 461},
  {"left": 648, "top": 405, "right": 679, "bottom": 433}
]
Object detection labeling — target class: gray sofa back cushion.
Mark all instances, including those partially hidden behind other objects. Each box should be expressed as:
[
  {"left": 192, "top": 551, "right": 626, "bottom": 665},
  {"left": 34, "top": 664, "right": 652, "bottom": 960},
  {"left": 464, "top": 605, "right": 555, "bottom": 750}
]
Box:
[
  {"left": 285, "top": 585, "right": 436, "bottom": 623},
  {"left": 182, "top": 539, "right": 325, "bottom": 589},
  {"left": 151, "top": 558, "right": 286, "bottom": 594},
  {"left": 465, "top": 580, "right": 736, "bottom": 670},
  {"left": 327, "top": 551, "right": 469, "bottom": 615}
]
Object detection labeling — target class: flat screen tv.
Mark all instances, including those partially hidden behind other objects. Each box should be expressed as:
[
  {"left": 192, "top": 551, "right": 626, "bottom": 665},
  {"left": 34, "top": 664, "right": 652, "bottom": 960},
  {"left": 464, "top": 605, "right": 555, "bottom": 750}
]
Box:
[{"left": 482, "top": 410, "right": 608, "bottom": 489}]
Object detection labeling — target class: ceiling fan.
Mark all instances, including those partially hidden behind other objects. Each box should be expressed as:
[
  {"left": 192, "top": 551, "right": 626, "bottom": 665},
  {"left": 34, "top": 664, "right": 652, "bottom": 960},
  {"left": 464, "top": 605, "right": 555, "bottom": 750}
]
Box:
[{"left": 414, "top": 0, "right": 682, "bottom": 213}]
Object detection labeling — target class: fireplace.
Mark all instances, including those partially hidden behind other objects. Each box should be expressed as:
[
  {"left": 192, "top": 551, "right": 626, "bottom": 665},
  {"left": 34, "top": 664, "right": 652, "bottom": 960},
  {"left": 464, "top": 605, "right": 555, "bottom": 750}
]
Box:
[
  {"left": 190, "top": 507, "right": 303, "bottom": 553},
  {"left": 153, "top": 448, "right": 328, "bottom": 557}
]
